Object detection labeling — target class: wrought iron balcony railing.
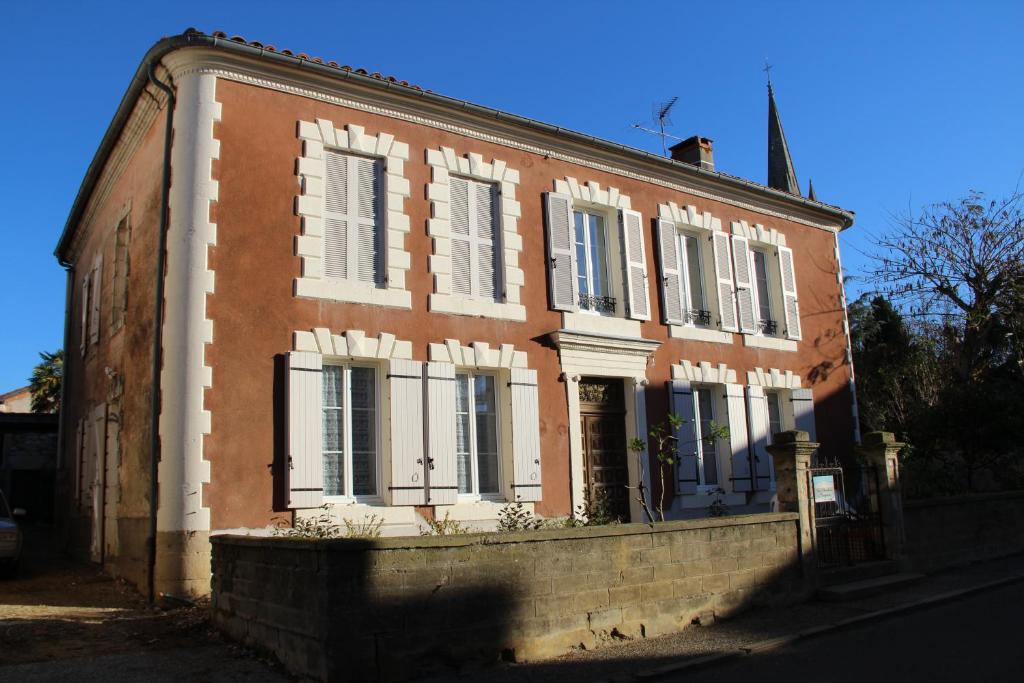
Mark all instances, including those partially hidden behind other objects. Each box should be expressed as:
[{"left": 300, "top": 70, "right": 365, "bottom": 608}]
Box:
[
  {"left": 683, "top": 309, "right": 712, "bottom": 326},
  {"left": 758, "top": 319, "right": 778, "bottom": 336},
  {"left": 579, "top": 293, "right": 617, "bottom": 313}
]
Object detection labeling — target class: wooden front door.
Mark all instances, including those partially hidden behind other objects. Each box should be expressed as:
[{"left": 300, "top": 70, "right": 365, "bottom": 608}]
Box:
[{"left": 579, "top": 378, "right": 630, "bottom": 522}]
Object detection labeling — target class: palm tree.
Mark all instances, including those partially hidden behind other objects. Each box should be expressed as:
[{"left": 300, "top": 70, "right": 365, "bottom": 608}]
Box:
[{"left": 30, "top": 349, "right": 63, "bottom": 413}]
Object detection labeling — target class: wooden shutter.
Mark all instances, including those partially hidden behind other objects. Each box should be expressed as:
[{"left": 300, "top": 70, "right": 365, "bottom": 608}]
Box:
[
  {"left": 424, "top": 361, "right": 458, "bottom": 505},
  {"left": 656, "top": 219, "right": 685, "bottom": 325},
  {"left": 778, "top": 245, "right": 802, "bottom": 340},
  {"left": 543, "top": 192, "right": 578, "bottom": 311},
  {"left": 89, "top": 257, "right": 102, "bottom": 345},
  {"left": 711, "top": 231, "right": 738, "bottom": 332},
  {"left": 746, "top": 386, "right": 773, "bottom": 491},
  {"left": 509, "top": 367, "right": 542, "bottom": 502},
  {"left": 450, "top": 176, "right": 499, "bottom": 301},
  {"left": 80, "top": 275, "right": 90, "bottom": 357},
  {"left": 450, "top": 175, "right": 472, "bottom": 297},
  {"left": 286, "top": 351, "right": 324, "bottom": 508},
  {"left": 323, "top": 151, "right": 382, "bottom": 285},
  {"left": 724, "top": 384, "right": 753, "bottom": 493},
  {"left": 388, "top": 358, "right": 426, "bottom": 505},
  {"left": 619, "top": 209, "right": 651, "bottom": 321},
  {"left": 731, "top": 235, "right": 757, "bottom": 334},
  {"left": 791, "top": 387, "right": 816, "bottom": 442},
  {"left": 669, "top": 379, "right": 699, "bottom": 495}
]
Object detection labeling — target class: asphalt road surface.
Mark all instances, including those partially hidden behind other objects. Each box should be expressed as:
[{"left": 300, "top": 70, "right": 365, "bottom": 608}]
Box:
[{"left": 663, "top": 581, "right": 1024, "bottom": 683}]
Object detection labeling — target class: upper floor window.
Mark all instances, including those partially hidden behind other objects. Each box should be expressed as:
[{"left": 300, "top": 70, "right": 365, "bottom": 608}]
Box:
[
  {"left": 323, "top": 150, "right": 384, "bottom": 287},
  {"left": 656, "top": 212, "right": 729, "bottom": 331},
  {"left": 574, "top": 209, "right": 614, "bottom": 314},
  {"left": 455, "top": 372, "right": 500, "bottom": 497},
  {"left": 111, "top": 215, "right": 131, "bottom": 333},
  {"left": 751, "top": 248, "right": 777, "bottom": 336},
  {"left": 679, "top": 231, "right": 711, "bottom": 326},
  {"left": 450, "top": 176, "right": 500, "bottom": 301},
  {"left": 322, "top": 363, "right": 379, "bottom": 498}
]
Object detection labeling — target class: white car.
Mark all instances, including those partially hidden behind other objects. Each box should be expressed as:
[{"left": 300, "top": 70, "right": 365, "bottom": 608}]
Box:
[{"left": 0, "top": 489, "right": 24, "bottom": 576}]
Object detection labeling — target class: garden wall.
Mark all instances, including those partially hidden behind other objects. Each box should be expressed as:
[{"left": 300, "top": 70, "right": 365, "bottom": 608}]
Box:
[
  {"left": 904, "top": 491, "right": 1024, "bottom": 572},
  {"left": 211, "top": 513, "right": 804, "bottom": 682}
]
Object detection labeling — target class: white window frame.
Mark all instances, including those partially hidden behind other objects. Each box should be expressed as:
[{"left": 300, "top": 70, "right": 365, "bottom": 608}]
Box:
[
  {"left": 573, "top": 207, "right": 617, "bottom": 316},
  {"left": 110, "top": 211, "right": 131, "bottom": 334},
  {"left": 693, "top": 384, "right": 723, "bottom": 492},
  {"left": 449, "top": 175, "right": 503, "bottom": 302},
  {"left": 321, "top": 362, "right": 383, "bottom": 503},
  {"left": 322, "top": 149, "right": 386, "bottom": 287},
  {"left": 678, "top": 229, "right": 712, "bottom": 328},
  {"left": 750, "top": 247, "right": 779, "bottom": 337},
  {"left": 455, "top": 371, "right": 503, "bottom": 501}
]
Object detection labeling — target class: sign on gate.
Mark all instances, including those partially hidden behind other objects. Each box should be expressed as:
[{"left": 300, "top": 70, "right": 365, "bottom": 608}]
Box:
[{"left": 812, "top": 475, "right": 837, "bottom": 503}]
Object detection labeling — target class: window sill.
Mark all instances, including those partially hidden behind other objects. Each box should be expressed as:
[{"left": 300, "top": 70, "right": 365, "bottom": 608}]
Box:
[
  {"left": 295, "top": 277, "right": 412, "bottom": 309},
  {"left": 562, "top": 311, "right": 641, "bottom": 338},
  {"left": 435, "top": 498, "right": 526, "bottom": 523},
  {"left": 668, "top": 325, "right": 734, "bottom": 345},
  {"left": 429, "top": 294, "right": 526, "bottom": 322},
  {"left": 742, "top": 334, "right": 798, "bottom": 352}
]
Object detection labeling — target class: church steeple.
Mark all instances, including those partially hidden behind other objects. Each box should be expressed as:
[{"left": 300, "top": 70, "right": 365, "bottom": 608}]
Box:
[{"left": 767, "top": 81, "right": 800, "bottom": 196}]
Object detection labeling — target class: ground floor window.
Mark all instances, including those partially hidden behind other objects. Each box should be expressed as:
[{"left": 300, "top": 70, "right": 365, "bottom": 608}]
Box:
[
  {"left": 322, "top": 364, "right": 378, "bottom": 498},
  {"left": 765, "top": 390, "right": 784, "bottom": 441},
  {"left": 456, "top": 372, "right": 500, "bottom": 496},
  {"left": 694, "top": 386, "right": 721, "bottom": 487}
]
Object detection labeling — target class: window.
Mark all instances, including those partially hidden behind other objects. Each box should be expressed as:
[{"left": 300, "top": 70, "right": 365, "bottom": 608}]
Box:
[
  {"left": 765, "top": 390, "right": 783, "bottom": 440},
  {"left": 455, "top": 373, "right": 500, "bottom": 497},
  {"left": 694, "top": 386, "right": 720, "bottom": 487},
  {"left": 450, "top": 176, "right": 500, "bottom": 301},
  {"left": 752, "top": 249, "right": 777, "bottom": 336},
  {"left": 680, "top": 232, "right": 711, "bottom": 326},
  {"left": 111, "top": 216, "right": 130, "bottom": 332},
  {"left": 574, "top": 209, "right": 613, "bottom": 314},
  {"left": 323, "top": 150, "right": 384, "bottom": 286},
  {"left": 322, "top": 364, "right": 378, "bottom": 498}
]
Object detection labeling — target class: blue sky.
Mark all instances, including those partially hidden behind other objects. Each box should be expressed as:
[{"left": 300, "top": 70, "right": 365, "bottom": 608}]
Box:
[{"left": 1, "top": 0, "right": 1022, "bottom": 391}]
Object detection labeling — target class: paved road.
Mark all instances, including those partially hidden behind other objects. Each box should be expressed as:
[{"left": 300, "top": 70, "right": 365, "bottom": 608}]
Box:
[{"left": 663, "top": 581, "right": 1024, "bottom": 683}]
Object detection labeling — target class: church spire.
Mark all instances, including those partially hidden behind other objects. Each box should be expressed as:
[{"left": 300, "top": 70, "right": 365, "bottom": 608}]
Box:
[{"left": 767, "top": 80, "right": 800, "bottom": 195}]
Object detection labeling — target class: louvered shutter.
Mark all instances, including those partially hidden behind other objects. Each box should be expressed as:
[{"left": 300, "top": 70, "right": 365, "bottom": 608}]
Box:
[
  {"left": 80, "top": 275, "right": 90, "bottom": 356},
  {"left": 723, "top": 384, "right": 752, "bottom": 492},
  {"left": 510, "top": 367, "right": 542, "bottom": 502},
  {"left": 778, "top": 245, "right": 802, "bottom": 340},
  {"left": 544, "top": 192, "right": 578, "bottom": 311},
  {"left": 619, "top": 209, "right": 651, "bottom": 321},
  {"left": 89, "top": 258, "right": 102, "bottom": 345},
  {"left": 323, "top": 151, "right": 382, "bottom": 285},
  {"left": 424, "top": 361, "right": 458, "bottom": 505},
  {"left": 474, "top": 180, "right": 499, "bottom": 300},
  {"left": 731, "top": 235, "right": 757, "bottom": 334},
  {"left": 450, "top": 177, "right": 499, "bottom": 301},
  {"left": 711, "top": 231, "right": 738, "bottom": 332},
  {"left": 791, "top": 387, "right": 816, "bottom": 442},
  {"left": 746, "top": 386, "right": 773, "bottom": 491},
  {"left": 669, "top": 379, "right": 699, "bottom": 495},
  {"left": 388, "top": 358, "right": 426, "bottom": 505},
  {"left": 286, "top": 351, "right": 324, "bottom": 508},
  {"left": 450, "top": 176, "right": 472, "bottom": 297},
  {"left": 656, "top": 219, "right": 685, "bottom": 325}
]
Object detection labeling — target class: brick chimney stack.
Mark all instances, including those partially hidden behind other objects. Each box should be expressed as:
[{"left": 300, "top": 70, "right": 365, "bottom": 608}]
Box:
[{"left": 669, "top": 136, "right": 715, "bottom": 171}]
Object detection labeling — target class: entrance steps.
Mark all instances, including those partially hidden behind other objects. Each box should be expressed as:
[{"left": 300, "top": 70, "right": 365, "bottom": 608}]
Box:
[{"left": 817, "top": 562, "right": 925, "bottom": 601}]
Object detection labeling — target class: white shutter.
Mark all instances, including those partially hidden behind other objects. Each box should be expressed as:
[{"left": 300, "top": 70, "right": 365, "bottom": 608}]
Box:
[
  {"left": 791, "top": 387, "right": 816, "bottom": 442},
  {"left": 669, "top": 379, "right": 699, "bottom": 495},
  {"left": 323, "top": 151, "right": 382, "bottom": 285},
  {"left": 778, "top": 245, "right": 802, "bottom": 340},
  {"left": 724, "top": 384, "right": 753, "bottom": 493},
  {"left": 89, "top": 257, "right": 102, "bottom": 345},
  {"left": 731, "top": 235, "right": 757, "bottom": 334},
  {"left": 424, "top": 361, "right": 458, "bottom": 505},
  {"left": 509, "top": 367, "right": 542, "bottom": 502},
  {"left": 656, "top": 219, "right": 685, "bottom": 325},
  {"left": 746, "top": 386, "right": 773, "bottom": 491},
  {"left": 80, "top": 275, "right": 90, "bottom": 357},
  {"left": 450, "top": 176, "right": 499, "bottom": 301},
  {"left": 474, "top": 180, "right": 499, "bottom": 300},
  {"left": 388, "top": 358, "right": 426, "bottom": 505},
  {"left": 619, "top": 209, "right": 651, "bottom": 321},
  {"left": 450, "top": 176, "right": 472, "bottom": 296},
  {"left": 544, "top": 192, "right": 578, "bottom": 312},
  {"left": 287, "top": 351, "right": 324, "bottom": 508},
  {"left": 711, "top": 231, "right": 738, "bottom": 332}
]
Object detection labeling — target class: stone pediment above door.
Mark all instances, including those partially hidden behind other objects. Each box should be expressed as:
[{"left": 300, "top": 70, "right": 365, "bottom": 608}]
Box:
[{"left": 548, "top": 329, "right": 660, "bottom": 379}]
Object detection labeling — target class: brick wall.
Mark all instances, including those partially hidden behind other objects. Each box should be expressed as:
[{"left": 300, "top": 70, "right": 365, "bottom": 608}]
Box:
[
  {"left": 211, "top": 513, "right": 804, "bottom": 682},
  {"left": 904, "top": 491, "right": 1024, "bottom": 572}
]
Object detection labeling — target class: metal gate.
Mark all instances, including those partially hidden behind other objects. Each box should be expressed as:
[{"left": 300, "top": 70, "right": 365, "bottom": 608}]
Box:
[{"left": 809, "top": 465, "right": 886, "bottom": 568}]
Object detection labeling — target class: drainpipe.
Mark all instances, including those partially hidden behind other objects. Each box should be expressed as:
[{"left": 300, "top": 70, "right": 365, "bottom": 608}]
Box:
[{"left": 146, "top": 62, "right": 175, "bottom": 604}]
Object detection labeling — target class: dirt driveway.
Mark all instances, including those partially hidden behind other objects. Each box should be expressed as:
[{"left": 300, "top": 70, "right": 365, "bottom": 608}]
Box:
[{"left": 0, "top": 529, "right": 290, "bottom": 681}]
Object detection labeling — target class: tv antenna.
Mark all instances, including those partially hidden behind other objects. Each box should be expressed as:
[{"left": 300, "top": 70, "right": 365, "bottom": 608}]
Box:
[{"left": 632, "top": 96, "right": 682, "bottom": 156}]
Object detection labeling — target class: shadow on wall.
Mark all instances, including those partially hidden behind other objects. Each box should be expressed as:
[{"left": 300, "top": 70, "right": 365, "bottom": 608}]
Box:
[{"left": 212, "top": 514, "right": 807, "bottom": 682}]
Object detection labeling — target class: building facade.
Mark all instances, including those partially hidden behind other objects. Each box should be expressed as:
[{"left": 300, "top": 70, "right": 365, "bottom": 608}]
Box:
[{"left": 55, "top": 31, "right": 857, "bottom": 595}]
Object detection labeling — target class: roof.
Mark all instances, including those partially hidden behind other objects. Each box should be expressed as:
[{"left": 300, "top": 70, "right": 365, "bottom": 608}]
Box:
[
  {"left": 55, "top": 29, "right": 855, "bottom": 261},
  {"left": 0, "top": 386, "right": 31, "bottom": 403}
]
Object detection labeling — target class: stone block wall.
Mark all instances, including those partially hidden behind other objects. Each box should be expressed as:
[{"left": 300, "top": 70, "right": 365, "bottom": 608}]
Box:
[
  {"left": 211, "top": 513, "right": 804, "bottom": 681},
  {"left": 904, "top": 491, "right": 1024, "bottom": 572}
]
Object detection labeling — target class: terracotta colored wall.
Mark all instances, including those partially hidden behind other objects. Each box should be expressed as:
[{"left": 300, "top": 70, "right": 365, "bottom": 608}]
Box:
[{"left": 206, "top": 78, "right": 854, "bottom": 528}]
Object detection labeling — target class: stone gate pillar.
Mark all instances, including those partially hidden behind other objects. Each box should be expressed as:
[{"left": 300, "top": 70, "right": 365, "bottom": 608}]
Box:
[
  {"left": 857, "top": 431, "right": 908, "bottom": 569},
  {"left": 767, "top": 430, "right": 819, "bottom": 583}
]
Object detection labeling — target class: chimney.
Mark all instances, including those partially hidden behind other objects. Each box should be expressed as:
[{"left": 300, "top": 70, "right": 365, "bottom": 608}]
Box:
[{"left": 669, "top": 136, "right": 714, "bottom": 171}]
